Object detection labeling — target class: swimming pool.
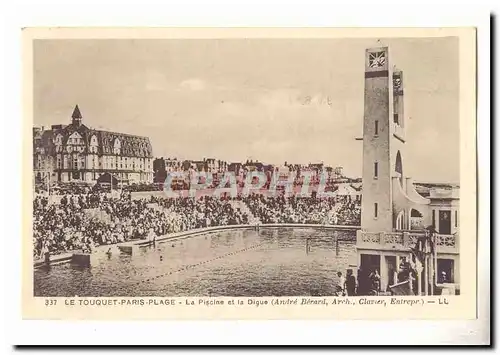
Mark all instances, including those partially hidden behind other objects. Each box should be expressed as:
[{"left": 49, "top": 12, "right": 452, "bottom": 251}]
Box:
[{"left": 34, "top": 227, "right": 357, "bottom": 297}]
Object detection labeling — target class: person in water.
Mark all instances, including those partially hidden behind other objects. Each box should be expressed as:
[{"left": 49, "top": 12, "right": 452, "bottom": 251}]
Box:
[{"left": 306, "top": 238, "right": 311, "bottom": 253}]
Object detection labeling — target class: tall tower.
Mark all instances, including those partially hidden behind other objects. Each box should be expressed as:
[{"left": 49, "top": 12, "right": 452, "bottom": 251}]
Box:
[
  {"left": 360, "top": 47, "right": 429, "bottom": 233},
  {"left": 361, "top": 47, "right": 392, "bottom": 232}
]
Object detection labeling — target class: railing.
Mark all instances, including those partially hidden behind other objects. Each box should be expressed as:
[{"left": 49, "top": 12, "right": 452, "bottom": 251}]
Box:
[
  {"left": 383, "top": 232, "right": 404, "bottom": 245},
  {"left": 360, "top": 232, "right": 381, "bottom": 244},
  {"left": 357, "top": 230, "right": 459, "bottom": 254},
  {"left": 436, "top": 233, "right": 459, "bottom": 250}
]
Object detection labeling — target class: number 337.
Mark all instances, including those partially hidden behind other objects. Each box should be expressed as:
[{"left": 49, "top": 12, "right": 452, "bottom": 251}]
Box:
[{"left": 44, "top": 299, "right": 57, "bottom": 306}]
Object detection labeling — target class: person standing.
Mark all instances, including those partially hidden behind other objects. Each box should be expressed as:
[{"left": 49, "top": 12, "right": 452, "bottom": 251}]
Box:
[
  {"left": 336, "top": 271, "right": 346, "bottom": 296},
  {"left": 345, "top": 269, "right": 357, "bottom": 296},
  {"left": 369, "top": 269, "right": 381, "bottom": 295},
  {"left": 439, "top": 271, "right": 448, "bottom": 284},
  {"left": 148, "top": 228, "right": 156, "bottom": 245}
]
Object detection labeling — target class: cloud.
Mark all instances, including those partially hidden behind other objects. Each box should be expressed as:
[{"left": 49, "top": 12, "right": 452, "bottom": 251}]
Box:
[
  {"left": 179, "top": 78, "right": 206, "bottom": 91},
  {"left": 143, "top": 70, "right": 169, "bottom": 92}
]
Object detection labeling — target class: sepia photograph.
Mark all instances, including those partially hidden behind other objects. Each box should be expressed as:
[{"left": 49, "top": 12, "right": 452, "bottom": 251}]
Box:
[{"left": 30, "top": 34, "right": 465, "bottom": 300}]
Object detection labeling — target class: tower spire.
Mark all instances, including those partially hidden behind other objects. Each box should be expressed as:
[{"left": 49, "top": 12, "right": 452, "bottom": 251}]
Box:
[
  {"left": 72, "top": 105, "right": 82, "bottom": 119},
  {"left": 71, "top": 104, "right": 82, "bottom": 126}
]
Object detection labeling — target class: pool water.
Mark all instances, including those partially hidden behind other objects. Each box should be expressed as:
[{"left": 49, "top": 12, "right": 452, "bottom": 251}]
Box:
[{"left": 34, "top": 227, "right": 357, "bottom": 297}]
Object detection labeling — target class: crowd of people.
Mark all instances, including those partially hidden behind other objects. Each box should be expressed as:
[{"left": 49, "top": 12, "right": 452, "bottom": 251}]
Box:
[
  {"left": 242, "top": 194, "right": 360, "bottom": 225},
  {"left": 336, "top": 268, "right": 382, "bottom": 296},
  {"left": 33, "top": 184, "right": 361, "bottom": 259},
  {"left": 122, "top": 183, "right": 163, "bottom": 192},
  {"left": 154, "top": 196, "right": 250, "bottom": 231},
  {"left": 33, "top": 192, "right": 165, "bottom": 258},
  {"left": 33, "top": 193, "right": 252, "bottom": 259}
]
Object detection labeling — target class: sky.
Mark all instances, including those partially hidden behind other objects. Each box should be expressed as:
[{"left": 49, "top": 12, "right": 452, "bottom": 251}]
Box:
[{"left": 33, "top": 37, "right": 459, "bottom": 183}]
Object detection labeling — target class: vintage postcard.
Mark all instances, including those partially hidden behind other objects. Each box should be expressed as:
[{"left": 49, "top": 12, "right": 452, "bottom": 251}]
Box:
[{"left": 23, "top": 27, "right": 477, "bottom": 321}]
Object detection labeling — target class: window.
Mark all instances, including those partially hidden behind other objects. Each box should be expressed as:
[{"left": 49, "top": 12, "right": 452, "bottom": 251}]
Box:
[
  {"left": 432, "top": 210, "right": 436, "bottom": 228},
  {"left": 374, "top": 120, "right": 379, "bottom": 135},
  {"left": 374, "top": 162, "right": 378, "bottom": 178},
  {"left": 393, "top": 113, "right": 399, "bottom": 125},
  {"left": 455, "top": 210, "right": 458, "bottom": 227},
  {"left": 374, "top": 203, "right": 378, "bottom": 218}
]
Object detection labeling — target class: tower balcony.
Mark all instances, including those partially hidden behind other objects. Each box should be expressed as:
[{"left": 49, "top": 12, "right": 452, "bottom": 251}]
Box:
[{"left": 356, "top": 230, "right": 459, "bottom": 255}]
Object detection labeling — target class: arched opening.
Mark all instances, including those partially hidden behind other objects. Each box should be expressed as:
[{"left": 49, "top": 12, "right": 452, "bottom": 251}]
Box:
[
  {"left": 394, "top": 210, "right": 405, "bottom": 230},
  {"left": 395, "top": 151, "right": 403, "bottom": 187},
  {"left": 410, "top": 208, "right": 424, "bottom": 230},
  {"left": 411, "top": 209, "right": 423, "bottom": 217}
]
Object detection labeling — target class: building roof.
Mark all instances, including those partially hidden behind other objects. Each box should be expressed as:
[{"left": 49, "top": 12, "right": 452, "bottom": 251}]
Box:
[{"left": 33, "top": 106, "right": 153, "bottom": 158}]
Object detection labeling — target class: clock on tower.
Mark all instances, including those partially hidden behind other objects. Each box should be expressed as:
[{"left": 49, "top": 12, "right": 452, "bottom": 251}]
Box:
[{"left": 368, "top": 51, "right": 386, "bottom": 68}]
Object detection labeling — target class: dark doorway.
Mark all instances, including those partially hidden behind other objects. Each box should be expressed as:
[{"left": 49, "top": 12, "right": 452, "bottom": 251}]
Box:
[
  {"left": 360, "top": 254, "right": 380, "bottom": 275},
  {"left": 437, "top": 259, "right": 454, "bottom": 283},
  {"left": 439, "top": 210, "right": 451, "bottom": 234},
  {"left": 359, "top": 254, "right": 381, "bottom": 295}
]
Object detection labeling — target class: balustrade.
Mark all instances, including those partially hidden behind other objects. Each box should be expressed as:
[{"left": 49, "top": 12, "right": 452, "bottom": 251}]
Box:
[
  {"left": 383, "top": 232, "right": 404, "bottom": 245},
  {"left": 357, "top": 230, "right": 459, "bottom": 253}
]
